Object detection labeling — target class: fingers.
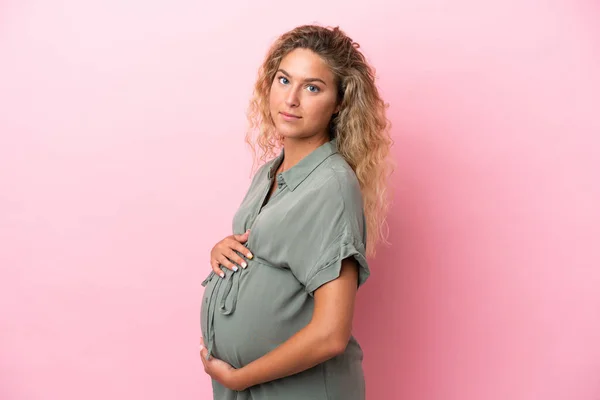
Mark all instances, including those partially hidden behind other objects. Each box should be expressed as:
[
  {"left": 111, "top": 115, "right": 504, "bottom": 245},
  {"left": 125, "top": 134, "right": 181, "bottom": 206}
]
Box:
[
  {"left": 225, "top": 237, "right": 253, "bottom": 260},
  {"left": 200, "top": 345, "right": 209, "bottom": 369},
  {"left": 217, "top": 255, "right": 240, "bottom": 272},
  {"left": 211, "top": 259, "right": 225, "bottom": 278},
  {"left": 224, "top": 249, "right": 248, "bottom": 269},
  {"left": 231, "top": 241, "right": 253, "bottom": 260},
  {"left": 199, "top": 339, "right": 211, "bottom": 362},
  {"left": 232, "top": 229, "right": 250, "bottom": 243},
  {"left": 208, "top": 232, "right": 254, "bottom": 280}
]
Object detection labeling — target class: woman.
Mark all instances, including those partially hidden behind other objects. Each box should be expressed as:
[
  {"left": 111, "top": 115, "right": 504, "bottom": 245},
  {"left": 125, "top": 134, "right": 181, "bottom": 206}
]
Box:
[{"left": 199, "top": 24, "right": 392, "bottom": 399}]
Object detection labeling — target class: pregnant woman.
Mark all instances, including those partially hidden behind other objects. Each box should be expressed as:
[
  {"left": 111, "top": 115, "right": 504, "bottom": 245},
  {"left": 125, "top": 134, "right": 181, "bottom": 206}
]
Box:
[{"left": 199, "top": 24, "right": 392, "bottom": 399}]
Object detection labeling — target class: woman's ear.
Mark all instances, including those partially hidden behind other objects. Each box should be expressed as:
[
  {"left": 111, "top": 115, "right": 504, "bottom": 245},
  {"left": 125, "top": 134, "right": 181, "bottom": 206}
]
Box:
[{"left": 333, "top": 103, "right": 341, "bottom": 116}]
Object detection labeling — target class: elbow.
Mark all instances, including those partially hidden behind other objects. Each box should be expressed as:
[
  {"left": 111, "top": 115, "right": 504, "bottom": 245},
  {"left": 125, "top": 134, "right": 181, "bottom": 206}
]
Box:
[
  {"left": 309, "top": 322, "right": 350, "bottom": 359},
  {"left": 321, "top": 332, "right": 350, "bottom": 358},
  {"left": 329, "top": 337, "right": 349, "bottom": 357}
]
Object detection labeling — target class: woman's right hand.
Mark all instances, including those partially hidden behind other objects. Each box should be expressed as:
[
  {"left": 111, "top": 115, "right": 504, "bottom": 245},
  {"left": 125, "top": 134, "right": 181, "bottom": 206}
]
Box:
[{"left": 210, "top": 229, "right": 253, "bottom": 278}]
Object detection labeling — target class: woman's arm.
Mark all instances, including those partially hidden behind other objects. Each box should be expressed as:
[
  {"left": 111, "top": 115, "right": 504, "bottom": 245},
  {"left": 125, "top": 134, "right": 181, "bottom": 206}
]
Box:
[{"left": 230, "top": 257, "right": 359, "bottom": 391}]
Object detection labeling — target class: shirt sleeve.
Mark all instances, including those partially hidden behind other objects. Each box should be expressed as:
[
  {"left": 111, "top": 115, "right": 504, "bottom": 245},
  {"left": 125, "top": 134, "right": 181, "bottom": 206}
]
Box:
[{"left": 288, "top": 171, "right": 370, "bottom": 296}]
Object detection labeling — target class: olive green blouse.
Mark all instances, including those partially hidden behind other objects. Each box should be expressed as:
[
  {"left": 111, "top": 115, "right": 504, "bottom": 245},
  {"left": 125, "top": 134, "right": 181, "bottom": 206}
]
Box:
[{"left": 200, "top": 138, "right": 370, "bottom": 400}]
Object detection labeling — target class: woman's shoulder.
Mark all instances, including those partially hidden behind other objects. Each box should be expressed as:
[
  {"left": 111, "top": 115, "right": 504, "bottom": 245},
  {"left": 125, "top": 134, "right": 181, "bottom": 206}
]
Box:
[
  {"left": 322, "top": 153, "right": 360, "bottom": 184},
  {"left": 309, "top": 154, "right": 365, "bottom": 227},
  {"left": 319, "top": 154, "right": 363, "bottom": 203}
]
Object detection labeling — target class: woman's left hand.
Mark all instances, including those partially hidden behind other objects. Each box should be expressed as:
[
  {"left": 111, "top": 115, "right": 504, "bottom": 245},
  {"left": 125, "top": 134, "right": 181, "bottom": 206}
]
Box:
[{"left": 199, "top": 337, "right": 245, "bottom": 391}]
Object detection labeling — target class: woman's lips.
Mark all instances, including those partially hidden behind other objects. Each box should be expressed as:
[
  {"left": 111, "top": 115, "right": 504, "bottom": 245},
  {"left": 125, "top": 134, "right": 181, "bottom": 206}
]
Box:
[{"left": 280, "top": 112, "right": 301, "bottom": 121}]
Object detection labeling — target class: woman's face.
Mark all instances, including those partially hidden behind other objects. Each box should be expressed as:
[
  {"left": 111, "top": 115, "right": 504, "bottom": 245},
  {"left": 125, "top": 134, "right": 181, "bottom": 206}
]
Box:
[{"left": 269, "top": 48, "right": 339, "bottom": 141}]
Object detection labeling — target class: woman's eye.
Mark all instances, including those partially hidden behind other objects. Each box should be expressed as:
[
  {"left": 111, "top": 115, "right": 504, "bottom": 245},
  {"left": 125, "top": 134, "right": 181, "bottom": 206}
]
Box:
[
  {"left": 307, "top": 85, "right": 320, "bottom": 93},
  {"left": 278, "top": 76, "right": 289, "bottom": 84}
]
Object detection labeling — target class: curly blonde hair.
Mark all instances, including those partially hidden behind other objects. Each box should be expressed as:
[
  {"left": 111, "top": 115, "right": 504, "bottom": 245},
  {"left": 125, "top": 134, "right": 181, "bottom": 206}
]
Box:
[{"left": 246, "top": 24, "right": 393, "bottom": 257}]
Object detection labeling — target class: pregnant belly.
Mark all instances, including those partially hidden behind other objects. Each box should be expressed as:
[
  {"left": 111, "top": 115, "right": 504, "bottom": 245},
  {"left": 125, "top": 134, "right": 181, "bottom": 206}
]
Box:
[{"left": 200, "top": 260, "right": 313, "bottom": 368}]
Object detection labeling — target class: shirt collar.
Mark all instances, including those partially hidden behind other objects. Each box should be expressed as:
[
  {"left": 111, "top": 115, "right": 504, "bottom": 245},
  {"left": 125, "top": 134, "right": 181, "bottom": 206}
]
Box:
[{"left": 268, "top": 138, "right": 338, "bottom": 191}]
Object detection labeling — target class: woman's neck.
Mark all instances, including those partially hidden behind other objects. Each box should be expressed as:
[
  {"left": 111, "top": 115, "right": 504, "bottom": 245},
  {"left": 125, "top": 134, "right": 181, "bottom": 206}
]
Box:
[{"left": 279, "top": 135, "right": 329, "bottom": 172}]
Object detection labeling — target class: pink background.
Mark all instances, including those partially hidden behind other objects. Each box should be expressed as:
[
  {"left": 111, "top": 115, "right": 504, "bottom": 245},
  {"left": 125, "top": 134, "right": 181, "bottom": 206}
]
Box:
[{"left": 1, "top": 1, "right": 599, "bottom": 399}]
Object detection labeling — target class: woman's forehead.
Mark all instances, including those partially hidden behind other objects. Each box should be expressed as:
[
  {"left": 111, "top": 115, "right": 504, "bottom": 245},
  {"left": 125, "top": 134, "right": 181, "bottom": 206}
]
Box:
[{"left": 279, "top": 49, "right": 335, "bottom": 82}]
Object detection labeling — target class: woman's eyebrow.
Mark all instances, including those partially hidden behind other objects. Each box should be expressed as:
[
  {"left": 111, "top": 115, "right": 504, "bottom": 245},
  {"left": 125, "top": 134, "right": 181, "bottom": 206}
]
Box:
[{"left": 277, "top": 69, "right": 328, "bottom": 86}]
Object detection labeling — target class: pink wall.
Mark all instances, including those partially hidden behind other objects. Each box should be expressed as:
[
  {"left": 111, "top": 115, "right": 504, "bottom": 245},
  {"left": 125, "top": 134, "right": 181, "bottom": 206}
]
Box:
[{"left": 1, "top": 1, "right": 599, "bottom": 399}]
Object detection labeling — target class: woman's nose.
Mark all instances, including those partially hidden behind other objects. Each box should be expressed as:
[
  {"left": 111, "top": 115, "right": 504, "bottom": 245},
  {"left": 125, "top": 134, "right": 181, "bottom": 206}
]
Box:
[{"left": 285, "top": 87, "right": 300, "bottom": 107}]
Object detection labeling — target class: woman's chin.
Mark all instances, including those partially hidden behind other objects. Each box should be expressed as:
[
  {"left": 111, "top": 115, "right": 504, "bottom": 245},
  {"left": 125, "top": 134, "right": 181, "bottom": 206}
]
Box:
[
  {"left": 278, "top": 131, "right": 304, "bottom": 140},
  {"left": 276, "top": 128, "right": 320, "bottom": 140}
]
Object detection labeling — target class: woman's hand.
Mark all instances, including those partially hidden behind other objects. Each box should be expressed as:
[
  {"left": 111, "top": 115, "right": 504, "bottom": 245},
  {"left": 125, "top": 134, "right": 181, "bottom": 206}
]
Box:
[
  {"left": 199, "top": 337, "right": 246, "bottom": 391},
  {"left": 210, "top": 230, "right": 253, "bottom": 277}
]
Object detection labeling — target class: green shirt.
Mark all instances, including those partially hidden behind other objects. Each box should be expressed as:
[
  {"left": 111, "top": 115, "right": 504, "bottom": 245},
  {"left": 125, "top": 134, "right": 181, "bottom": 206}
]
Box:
[{"left": 201, "top": 138, "right": 370, "bottom": 399}]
